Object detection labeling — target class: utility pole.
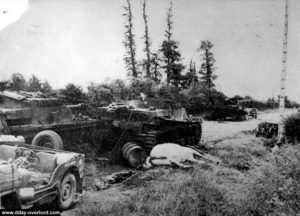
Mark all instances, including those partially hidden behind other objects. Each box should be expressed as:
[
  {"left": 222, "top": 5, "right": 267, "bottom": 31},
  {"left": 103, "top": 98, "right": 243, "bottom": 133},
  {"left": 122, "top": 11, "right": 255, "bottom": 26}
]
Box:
[
  {"left": 193, "top": 61, "right": 196, "bottom": 114},
  {"left": 278, "top": 0, "right": 289, "bottom": 140}
]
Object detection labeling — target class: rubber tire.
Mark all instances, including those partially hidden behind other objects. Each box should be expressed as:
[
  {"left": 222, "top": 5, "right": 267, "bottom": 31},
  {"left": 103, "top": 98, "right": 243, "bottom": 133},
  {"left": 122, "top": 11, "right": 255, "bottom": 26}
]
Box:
[
  {"left": 58, "top": 173, "right": 77, "bottom": 210},
  {"left": 32, "top": 130, "right": 63, "bottom": 150}
]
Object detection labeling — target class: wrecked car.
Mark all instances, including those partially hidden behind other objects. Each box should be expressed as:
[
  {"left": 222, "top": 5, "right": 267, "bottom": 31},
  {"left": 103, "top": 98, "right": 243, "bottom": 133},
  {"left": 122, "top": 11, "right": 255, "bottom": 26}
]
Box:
[{"left": 0, "top": 135, "right": 84, "bottom": 210}]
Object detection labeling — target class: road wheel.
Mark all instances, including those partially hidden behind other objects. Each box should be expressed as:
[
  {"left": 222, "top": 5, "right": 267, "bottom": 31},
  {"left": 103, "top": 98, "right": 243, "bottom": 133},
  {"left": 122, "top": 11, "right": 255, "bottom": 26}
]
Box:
[
  {"left": 32, "top": 130, "right": 63, "bottom": 150},
  {"left": 58, "top": 173, "right": 77, "bottom": 210},
  {"left": 238, "top": 115, "right": 247, "bottom": 121}
]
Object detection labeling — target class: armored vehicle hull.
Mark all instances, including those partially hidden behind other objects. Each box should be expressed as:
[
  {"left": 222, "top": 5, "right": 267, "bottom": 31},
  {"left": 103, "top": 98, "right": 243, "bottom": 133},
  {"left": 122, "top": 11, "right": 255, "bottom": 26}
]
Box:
[
  {"left": 207, "top": 98, "right": 255, "bottom": 121},
  {"left": 0, "top": 91, "right": 100, "bottom": 151},
  {"left": 97, "top": 97, "right": 202, "bottom": 161}
]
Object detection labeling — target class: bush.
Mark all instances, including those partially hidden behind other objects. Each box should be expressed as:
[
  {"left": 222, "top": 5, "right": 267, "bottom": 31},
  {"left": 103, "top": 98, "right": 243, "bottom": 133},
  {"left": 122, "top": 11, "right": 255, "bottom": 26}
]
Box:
[
  {"left": 284, "top": 112, "right": 300, "bottom": 142},
  {"left": 182, "top": 84, "right": 227, "bottom": 114}
]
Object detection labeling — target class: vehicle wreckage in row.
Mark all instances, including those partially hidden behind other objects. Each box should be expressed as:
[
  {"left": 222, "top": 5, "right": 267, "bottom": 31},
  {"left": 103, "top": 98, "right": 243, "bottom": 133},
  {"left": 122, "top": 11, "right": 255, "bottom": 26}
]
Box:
[
  {"left": 206, "top": 97, "right": 257, "bottom": 121},
  {"left": 0, "top": 135, "right": 84, "bottom": 210},
  {"left": 0, "top": 90, "right": 202, "bottom": 166}
]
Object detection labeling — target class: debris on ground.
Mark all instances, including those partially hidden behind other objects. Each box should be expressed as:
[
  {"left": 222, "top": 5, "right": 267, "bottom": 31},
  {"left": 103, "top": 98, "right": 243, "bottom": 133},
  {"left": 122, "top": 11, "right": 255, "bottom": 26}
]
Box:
[
  {"left": 106, "top": 170, "right": 136, "bottom": 184},
  {"left": 256, "top": 122, "right": 278, "bottom": 139}
]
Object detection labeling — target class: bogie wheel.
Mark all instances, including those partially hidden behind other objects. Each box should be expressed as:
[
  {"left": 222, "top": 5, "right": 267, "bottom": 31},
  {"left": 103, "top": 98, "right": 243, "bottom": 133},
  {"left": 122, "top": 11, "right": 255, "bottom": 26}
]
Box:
[
  {"left": 238, "top": 115, "right": 247, "bottom": 121},
  {"left": 32, "top": 130, "right": 63, "bottom": 150},
  {"left": 58, "top": 173, "right": 77, "bottom": 210}
]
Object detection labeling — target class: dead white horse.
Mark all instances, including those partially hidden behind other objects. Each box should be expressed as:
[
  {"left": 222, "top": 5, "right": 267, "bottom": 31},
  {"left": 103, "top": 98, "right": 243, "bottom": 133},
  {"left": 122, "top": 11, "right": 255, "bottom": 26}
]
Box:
[{"left": 143, "top": 143, "right": 217, "bottom": 169}]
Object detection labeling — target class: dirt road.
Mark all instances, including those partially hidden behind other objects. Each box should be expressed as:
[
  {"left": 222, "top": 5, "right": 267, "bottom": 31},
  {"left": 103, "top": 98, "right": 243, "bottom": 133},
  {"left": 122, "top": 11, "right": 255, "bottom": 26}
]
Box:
[
  {"left": 203, "top": 109, "right": 296, "bottom": 143},
  {"left": 63, "top": 109, "right": 297, "bottom": 215}
]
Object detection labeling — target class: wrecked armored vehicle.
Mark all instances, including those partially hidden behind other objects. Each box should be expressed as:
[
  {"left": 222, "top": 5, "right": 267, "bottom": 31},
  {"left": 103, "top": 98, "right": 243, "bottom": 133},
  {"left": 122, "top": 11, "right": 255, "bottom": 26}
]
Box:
[
  {"left": 0, "top": 135, "right": 84, "bottom": 210},
  {"left": 0, "top": 90, "right": 100, "bottom": 150},
  {"left": 207, "top": 98, "right": 256, "bottom": 121},
  {"left": 97, "top": 96, "right": 202, "bottom": 159}
]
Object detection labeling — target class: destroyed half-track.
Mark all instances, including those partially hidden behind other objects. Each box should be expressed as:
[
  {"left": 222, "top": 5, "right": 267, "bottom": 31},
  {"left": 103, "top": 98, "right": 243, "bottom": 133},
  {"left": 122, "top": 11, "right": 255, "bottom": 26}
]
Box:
[
  {"left": 97, "top": 97, "right": 202, "bottom": 159},
  {"left": 0, "top": 90, "right": 100, "bottom": 150}
]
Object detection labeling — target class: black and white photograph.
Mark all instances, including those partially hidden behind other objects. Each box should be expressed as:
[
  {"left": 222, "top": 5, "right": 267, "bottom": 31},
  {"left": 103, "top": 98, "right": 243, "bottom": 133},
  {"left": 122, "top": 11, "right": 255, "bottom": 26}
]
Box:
[{"left": 0, "top": 0, "right": 299, "bottom": 215}]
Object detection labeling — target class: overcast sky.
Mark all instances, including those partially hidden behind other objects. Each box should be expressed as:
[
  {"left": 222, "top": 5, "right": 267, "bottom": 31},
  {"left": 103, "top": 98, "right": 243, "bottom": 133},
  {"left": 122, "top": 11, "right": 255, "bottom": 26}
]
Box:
[{"left": 0, "top": 0, "right": 299, "bottom": 102}]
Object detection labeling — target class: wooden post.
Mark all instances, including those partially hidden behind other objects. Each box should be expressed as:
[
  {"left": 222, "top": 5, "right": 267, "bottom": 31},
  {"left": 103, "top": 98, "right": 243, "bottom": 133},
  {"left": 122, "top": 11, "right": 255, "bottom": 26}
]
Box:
[{"left": 278, "top": 0, "right": 289, "bottom": 140}]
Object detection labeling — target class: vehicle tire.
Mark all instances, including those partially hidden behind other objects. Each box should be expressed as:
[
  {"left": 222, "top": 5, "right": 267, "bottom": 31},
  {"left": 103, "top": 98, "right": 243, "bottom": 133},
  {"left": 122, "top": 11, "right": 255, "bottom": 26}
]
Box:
[
  {"left": 32, "top": 130, "right": 64, "bottom": 150},
  {"left": 58, "top": 173, "right": 77, "bottom": 210}
]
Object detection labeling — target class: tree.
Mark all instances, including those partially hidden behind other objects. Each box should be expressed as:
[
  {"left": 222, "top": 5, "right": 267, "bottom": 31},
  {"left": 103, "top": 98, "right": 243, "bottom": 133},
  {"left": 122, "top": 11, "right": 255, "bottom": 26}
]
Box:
[
  {"left": 60, "top": 83, "right": 86, "bottom": 104},
  {"left": 160, "top": 40, "right": 185, "bottom": 88},
  {"left": 10, "top": 73, "right": 28, "bottom": 91},
  {"left": 123, "top": 0, "right": 139, "bottom": 78},
  {"left": 27, "top": 75, "right": 42, "bottom": 92},
  {"left": 87, "top": 83, "right": 113, "bottom": 106},
  {"left": 41, "top": 80, "right": 52, "bottom": 93},
  {"left": 150, "top": 53, "right": 161, "bottom": 83},
  {"left": 197, "top": 40, "right": 217, "bottom": 88},
  {"left": 160, "top": 2, "right": 185, "bottom": 88},
  {"left": 141, "top": 0, "right": 152, "bottom": 78},
  {"left": 183, "top": 60, "right": 198, "bottom": 88},
  {"left": 0, "top": 80, "right": 10, "bottom": 91},
  {"left": 107, "top": 78, "right": 129, "bottom": 100}
]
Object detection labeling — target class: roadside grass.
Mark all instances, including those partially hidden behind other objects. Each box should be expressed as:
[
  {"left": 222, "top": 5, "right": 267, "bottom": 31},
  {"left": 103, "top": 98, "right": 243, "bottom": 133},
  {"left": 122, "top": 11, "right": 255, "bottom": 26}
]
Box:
[
  {"left": 74, "top": 134, "right": 300, "bottom": 216},
  {"left": 243, "top": 145, "right": 300, "bottom": 215}
]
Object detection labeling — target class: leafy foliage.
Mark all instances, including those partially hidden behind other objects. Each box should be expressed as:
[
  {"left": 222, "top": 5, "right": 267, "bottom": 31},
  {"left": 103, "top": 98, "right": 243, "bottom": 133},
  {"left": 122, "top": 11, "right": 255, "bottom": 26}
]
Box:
[
  {"left": 59, "top": 83, "right": 86, "bottom": 104},
  {"left": 0, "top": 81, "right": 10, "bottom": 91},
  {"left": 41, "top": 80, "right": 52, "bottom": 93},
  {"left": 87, "top": 79, "right": 131, "bottom": 105},
  {"left": 182, "top": 83, "right": 227, "bottom": 113},
  {"left": 183, "top": 60, "right": 198, "bottom": 88},
  {"left": 87, "top": 82, "right": 114, "bottom": 106},
  {"left": 128, "top": 77, "right": 157, "bottom": 99},
  {"left": 150, "top": 53, "right": 162, "bottom": 83},
  {"left": 10, "top": 73, "right": 28, "bottom": 91},
  {"left": 284, "top": 112, "right": 300, "bottom": 142},
  {"left": 27, "top": 75, "right": 42, "bottom": 92},
  {"left": 160, "top": 40, "right": 185, "bottom": 88}
]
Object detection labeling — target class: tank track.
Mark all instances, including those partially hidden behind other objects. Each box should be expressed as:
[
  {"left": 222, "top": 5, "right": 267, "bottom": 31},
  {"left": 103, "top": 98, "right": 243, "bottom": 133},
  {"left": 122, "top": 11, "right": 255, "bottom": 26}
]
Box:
[{"left": 138, "top": 123, "right": 202, "bottom": 152}]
